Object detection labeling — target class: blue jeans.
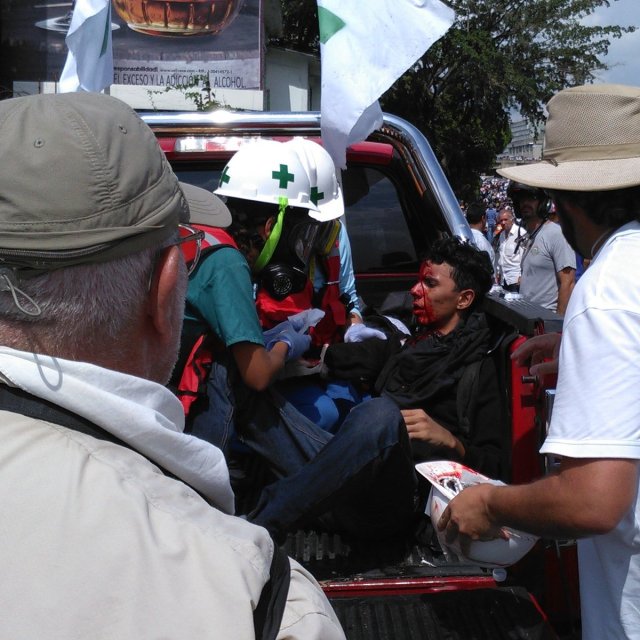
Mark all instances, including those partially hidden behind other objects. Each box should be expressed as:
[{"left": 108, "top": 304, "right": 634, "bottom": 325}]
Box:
[
  {"left": 191, "top": 358, "right": 418, "bottom": 541},
  {"left": 188, "top": 354, "right": 237, "bottom": 454},
  {"left": 243, "top": 394, "right": 418, "bottom": 541}
]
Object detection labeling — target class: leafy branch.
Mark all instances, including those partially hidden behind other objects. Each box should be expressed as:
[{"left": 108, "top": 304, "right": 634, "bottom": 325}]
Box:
[{"left": 147, "top": 73, "right": 224, "bottom": 111}]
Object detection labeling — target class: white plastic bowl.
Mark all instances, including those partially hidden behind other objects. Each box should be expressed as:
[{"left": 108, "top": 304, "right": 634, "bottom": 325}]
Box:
[{"left": 416, "top": 460, "right": 539, "bottom": 568}]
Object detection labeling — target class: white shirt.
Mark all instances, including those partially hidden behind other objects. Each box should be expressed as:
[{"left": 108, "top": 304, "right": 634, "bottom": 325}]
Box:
[
  {"left": 496, "top": 223, "right": 524, "bottom": 285},
  {"left": 471, "top": 227, "right": 495, "bottom": 269},
  {"left": 541, "top": 221, "right": 640, "bottom": 639}
]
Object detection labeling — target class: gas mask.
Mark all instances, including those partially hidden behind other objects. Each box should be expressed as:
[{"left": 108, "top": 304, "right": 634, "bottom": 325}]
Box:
[{"left": 254, "top": 206, "right": 341, "bottom": 300}]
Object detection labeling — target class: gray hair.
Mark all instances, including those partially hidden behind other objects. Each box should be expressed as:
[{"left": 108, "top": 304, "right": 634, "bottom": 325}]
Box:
[{"left": 0, "top": 245, "right": 162, "bottom": 359}]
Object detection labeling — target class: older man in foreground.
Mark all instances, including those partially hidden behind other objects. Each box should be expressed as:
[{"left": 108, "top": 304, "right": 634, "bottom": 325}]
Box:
[{"left": 0, "top": 92, "right": 344, "bottom": 639}]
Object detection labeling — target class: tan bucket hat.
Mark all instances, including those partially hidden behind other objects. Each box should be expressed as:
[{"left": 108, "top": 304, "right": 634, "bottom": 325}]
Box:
[{"left": 498, "top": 84, "right": 640, "bottom": 192}]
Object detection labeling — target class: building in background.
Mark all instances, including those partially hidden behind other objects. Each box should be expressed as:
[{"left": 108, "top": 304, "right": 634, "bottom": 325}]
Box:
[{"left": 496, "top": 118, "right": 544, "bottom": 170}]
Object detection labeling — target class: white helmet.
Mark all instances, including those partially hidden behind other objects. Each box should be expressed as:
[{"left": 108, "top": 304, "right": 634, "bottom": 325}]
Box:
[
  {"left": 416, "top": 461, "right": 538, "bottom": 568},
  {"left": 214, "top": 139, "right": 319, "bottom": 212},
  {"left": 285, "top": 138, "right": 344, "bottom": 222}
]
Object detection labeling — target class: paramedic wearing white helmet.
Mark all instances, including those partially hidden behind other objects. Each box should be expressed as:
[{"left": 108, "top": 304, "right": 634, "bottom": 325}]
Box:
[
  {"left": 178, "top": 140, "right": 322, "bottom": 451},
  {"left": 215, "top": 139, "right": 362, "bottom": 347},
  {"left": 184, "top": 139, "right": 419, "bottom": 544},
  {"left": 440, "top": 84, "right": 640, "bottom": 640},
  {"left": 215, "top": 139, "right": 330, "bottom": 307},
  {"left": 215, "top": 139, "right": 368, "bottom": 431}
]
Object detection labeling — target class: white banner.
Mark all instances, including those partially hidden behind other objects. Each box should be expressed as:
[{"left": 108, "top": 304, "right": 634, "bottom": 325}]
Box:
[
  {"left": 317, "top": 0, "right": 455, "bottom": 168},
  {"left": 60, "top": 0, "right": 113, "bottom": 93}
]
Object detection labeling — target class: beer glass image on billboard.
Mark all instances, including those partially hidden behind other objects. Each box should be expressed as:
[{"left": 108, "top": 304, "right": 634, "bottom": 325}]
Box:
[
  {"left": 112, "top": 0, "right": 245, "bottom": 36},
  {"left": 2, "top": 0, "right": 260, "bottom": 89}
]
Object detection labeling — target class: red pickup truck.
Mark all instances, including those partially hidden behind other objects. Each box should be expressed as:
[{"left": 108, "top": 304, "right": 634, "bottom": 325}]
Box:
[{"left": 143, "top": 109, "right": 579, "bottom": 639}]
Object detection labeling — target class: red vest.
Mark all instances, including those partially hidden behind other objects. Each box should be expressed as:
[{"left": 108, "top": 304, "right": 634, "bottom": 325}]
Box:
[
  {"left": 176, "top": 226, "right": 237, "bottom": 416},
  {"left": 255, "top": 239, "right": 347, "bottom": 346}
]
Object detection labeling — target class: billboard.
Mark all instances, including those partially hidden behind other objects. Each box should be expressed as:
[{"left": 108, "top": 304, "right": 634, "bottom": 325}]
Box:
[{"left": 1, "top": 0, "right": 262, "bottom": 91}]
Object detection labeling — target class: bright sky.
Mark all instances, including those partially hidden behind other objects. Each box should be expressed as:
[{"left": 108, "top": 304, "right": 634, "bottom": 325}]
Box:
[
  {"left": 509, "top": 1, "right": 639, "bottom": 118},
  {"left": 587, "top": 0, "right": 640, "bottom": 85}
]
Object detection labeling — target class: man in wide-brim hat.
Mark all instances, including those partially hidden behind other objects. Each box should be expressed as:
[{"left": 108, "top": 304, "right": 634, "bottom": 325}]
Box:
[{"left": 440, "top": 84, "right": 640, "bottom": 640}]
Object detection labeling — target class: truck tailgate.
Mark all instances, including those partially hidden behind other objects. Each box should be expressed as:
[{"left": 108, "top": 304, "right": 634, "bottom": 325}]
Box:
[{"left": 331, "top": 587, "right": 556, "bottom": 640}]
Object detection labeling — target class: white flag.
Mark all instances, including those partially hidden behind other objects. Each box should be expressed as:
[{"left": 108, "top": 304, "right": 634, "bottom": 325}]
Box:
[
  {"left": 317, "top": 0, "right": 455, "bottom": 169},
  {"left": 59, "top": 0, "right": 114, "bottom": 93}
]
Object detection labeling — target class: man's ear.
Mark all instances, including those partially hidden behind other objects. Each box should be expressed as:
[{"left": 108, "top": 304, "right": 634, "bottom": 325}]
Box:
[
  {"left": 147, "top": 246, "right": 183, "bottom": 341},
  {"left": 457, "top": 288, "right": 475, "bottom": 311},
  {"left": 263, "top": 215, "right": 277, "bottom": 237}
]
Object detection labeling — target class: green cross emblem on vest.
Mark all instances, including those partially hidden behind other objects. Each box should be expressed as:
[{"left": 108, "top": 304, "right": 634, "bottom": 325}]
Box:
[
  {"left": 220, "top": 166, "right": 231, "bottom": 185},
  {"left": 272, "top": 164, "right": 295, "bottom": 189},
  {"left": 310, "top": 186, "right": 324, "bottom": 206}
]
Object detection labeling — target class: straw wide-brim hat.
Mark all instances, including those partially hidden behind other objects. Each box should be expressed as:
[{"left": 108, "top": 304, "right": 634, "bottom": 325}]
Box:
[{"left": 499, "top": 84, "right": 640, "bottom": 192}]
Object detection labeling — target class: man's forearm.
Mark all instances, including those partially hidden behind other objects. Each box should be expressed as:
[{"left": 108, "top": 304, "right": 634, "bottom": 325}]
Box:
[
  {"left": 557, "top": 288, "right": 571, "bottom": 315},
  {"left": 556, "top": 270, "right": 575, "bottom": 315},
  {"left": 443, "top": 458, "right": 638, "bottom": 542},
  {"left": 486, "top": 476, "right": 603, "bottom": 538},
  {"left": 232, "top": 341, "right": 287, "bottom": 391}
]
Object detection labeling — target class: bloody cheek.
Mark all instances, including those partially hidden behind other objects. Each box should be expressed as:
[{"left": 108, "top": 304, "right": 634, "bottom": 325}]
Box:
[
  {"left": 415, "top": 263, "right": 436, "bottom": 324},
  {"left": 414, "top": 284, "right": 435, "bottom": 325},
  {"left": 420, "top": 295, "right": 435, "bottom": 324}
]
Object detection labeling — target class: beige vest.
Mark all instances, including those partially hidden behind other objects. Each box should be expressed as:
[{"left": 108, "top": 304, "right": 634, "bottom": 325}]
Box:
[{"left": 0, "top": 411, "right": 344, "bottom": 639}]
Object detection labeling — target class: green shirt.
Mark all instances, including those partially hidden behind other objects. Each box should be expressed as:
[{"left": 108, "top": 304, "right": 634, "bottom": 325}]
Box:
[{"left": 185, "top": 246, "right": 264, "bottom": 348}]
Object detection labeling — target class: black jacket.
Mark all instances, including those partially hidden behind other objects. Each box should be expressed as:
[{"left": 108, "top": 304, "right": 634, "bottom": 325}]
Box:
[{"left": 326, "top": 312, "right": 506, "bottom": 478}]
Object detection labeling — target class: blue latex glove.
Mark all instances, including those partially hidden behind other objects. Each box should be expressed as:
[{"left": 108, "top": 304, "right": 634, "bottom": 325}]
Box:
[
  {"left": 344, "top": 323, "right": 388, "bottom": 343},
  {"left": 263, "top": 320, "right": 312, "bottom": 361},
  {"left": 287, "top": 308, "right": 325, "bottom": 333}
]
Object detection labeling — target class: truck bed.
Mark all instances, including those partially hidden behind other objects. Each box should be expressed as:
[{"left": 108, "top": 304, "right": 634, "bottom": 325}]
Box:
[
  {"left": 331, "top": 588, "right": 556, "bottom": 640},
  {"left": 233, "top": 452, "right": 559, "bottom": 639}
]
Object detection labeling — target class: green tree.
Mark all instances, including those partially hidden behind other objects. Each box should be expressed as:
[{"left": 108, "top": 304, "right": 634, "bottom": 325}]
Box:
[
  {"left": 271, "top": 1, "right": 320, "bottom": 53},
  {"left": 147, "top": 74, "right": 222, "bottom": 112},
  {"left": 272, "top": 0, "right": 634, "bottom": 200}
]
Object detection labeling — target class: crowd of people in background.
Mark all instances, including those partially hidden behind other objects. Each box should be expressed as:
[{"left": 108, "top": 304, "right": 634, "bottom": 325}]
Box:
[{"left": 463, "top": 175, "right": 578, "bottom": 315}]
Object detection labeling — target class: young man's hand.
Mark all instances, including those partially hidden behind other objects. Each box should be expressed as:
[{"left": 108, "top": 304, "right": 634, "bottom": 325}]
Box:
[{"left": 401, "top": 408, "right": 463, "bottom": 456}]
